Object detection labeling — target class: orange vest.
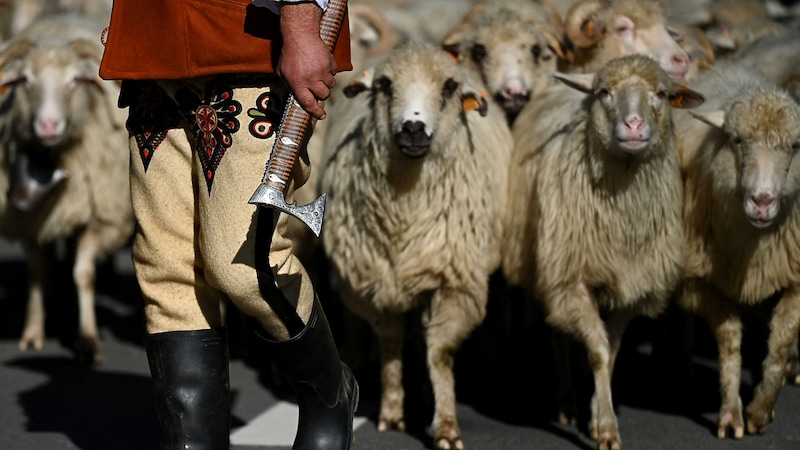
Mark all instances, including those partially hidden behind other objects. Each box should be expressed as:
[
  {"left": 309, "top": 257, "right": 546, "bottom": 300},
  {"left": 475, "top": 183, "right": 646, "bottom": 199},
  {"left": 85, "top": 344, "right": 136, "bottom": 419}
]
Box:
[{"left": 99, "top": 0, "right": 351, "bottom": 80}]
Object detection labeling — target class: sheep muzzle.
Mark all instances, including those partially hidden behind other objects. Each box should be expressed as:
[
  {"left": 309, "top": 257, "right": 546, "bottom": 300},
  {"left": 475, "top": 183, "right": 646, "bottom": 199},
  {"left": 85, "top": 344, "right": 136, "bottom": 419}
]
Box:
[{"left": 394, "top": 120, "right": 432, "bottom": 158}]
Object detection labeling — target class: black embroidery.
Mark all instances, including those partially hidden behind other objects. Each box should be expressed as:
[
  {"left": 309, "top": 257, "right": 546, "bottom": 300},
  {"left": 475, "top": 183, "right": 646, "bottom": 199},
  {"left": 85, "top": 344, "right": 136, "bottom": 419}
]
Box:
[
  {"left": 120, "top": 81, "right": 181, "bottom": 172},
  {"left": 176, "top": 80, "right": 242, "bottom": 194}
]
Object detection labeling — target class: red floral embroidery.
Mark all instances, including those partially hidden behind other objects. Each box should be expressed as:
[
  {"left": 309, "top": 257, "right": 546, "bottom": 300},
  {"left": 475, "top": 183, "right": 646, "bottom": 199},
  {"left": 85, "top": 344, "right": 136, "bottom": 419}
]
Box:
[{"left": 177, "top": 81, "right": 242, "bottom": 194}]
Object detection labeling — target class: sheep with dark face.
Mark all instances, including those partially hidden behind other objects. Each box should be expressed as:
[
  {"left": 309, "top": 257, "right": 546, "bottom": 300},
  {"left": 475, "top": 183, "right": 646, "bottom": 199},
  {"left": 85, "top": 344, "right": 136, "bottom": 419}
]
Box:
[
  {"left": 676, "top": 62, "right": 800, "bottom": 439},
  {"left": 0, "top": 15, "right": 132, "bottom": 364},
  {"left": 320, "top": 43, "right": 512, "bottom": 450},
  {"left": 503, "top": 54, "right": 703, "bottom": 449}
]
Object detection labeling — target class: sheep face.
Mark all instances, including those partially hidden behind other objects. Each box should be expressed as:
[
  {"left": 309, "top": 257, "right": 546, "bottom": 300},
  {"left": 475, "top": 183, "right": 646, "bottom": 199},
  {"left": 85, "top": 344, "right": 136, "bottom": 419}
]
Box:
[
  {"left": 345, "top": 45, "right": 488, "bottom": 159},
  {"left": 3, "top": 39, "right": 102, "bottom": 148},
  {"left": 463, "top": 15, "right": 558, "bottom": 120},
  {"left": 566, "top": 0, "right": 690, "bottom": 81},
  {"left": 693, "top": 90, "right": 800, "bottom": 228},
  {"left": 556, "top": 55, "right": 703, "bottom": 159}
]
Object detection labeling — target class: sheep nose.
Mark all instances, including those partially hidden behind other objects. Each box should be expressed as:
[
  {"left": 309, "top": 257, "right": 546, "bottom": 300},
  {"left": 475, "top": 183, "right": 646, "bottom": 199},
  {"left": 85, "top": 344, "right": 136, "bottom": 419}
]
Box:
[
  {"left": 402, "top": 120, "right": 425, "bottom": 135},
  {"left": 37, "top": 118, "right": 61, "bottom": 135},
  {"left": 752, "top": 193, "right": 776, "bottom": 208},
  {"left": 624, "top": 117, "right": 643, "bottom": 131},
  {"left": 673, "top": 53, "right": 688, "bottom": 71}
]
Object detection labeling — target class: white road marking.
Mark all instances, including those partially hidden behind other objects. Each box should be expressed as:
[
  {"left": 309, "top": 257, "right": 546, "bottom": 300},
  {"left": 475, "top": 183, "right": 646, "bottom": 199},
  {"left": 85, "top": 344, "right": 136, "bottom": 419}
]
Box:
[{"left": 230, "top": 401, "right": 367, "bottom": 446}]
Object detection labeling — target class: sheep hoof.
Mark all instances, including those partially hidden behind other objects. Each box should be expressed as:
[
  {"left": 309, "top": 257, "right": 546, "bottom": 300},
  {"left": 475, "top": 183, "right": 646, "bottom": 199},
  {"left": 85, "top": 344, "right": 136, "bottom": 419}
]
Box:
[
  {"left": 597, "top": 430, "right": 621, "bottom": 450},
  {"left": 73, "top": 337, "right": 103, "bottom": 366},
  {"left": 558, "top": 411, "right": 577, "bottom": 426},
  {"left": 18, "top": 328, "right": 45, "bottom": 352},
  {"left": 745, "top": 406, "right": 773, "bottom": 435},
  {"left": 434, "top": 436, "right": 463, "bottom": 450},
  {"left": 377, "top": 417, "right": 405, "bottom": 432}
]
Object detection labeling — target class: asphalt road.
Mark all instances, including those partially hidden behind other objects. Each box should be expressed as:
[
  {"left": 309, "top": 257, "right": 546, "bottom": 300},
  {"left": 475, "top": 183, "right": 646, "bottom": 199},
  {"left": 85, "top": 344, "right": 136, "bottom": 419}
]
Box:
[{"left": 2, "top": 237, "right": 800, "bottom": 450}]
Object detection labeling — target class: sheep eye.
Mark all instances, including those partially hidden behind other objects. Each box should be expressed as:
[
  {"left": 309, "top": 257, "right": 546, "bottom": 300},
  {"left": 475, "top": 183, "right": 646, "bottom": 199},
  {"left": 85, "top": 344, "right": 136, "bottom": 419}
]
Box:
[
  {"left": 596, "top": 87, "right": 610, "bottom": 99},
  {"left": 532, "top": 44, "right": 541, "bottom": 60},
  {"left": 667, "top": 26, "right": 683, "bottom": 43},
  {"left": 376, "top": 76, "right": 392, "bottom": 95},
  {"left": 471, "top": 44, "right": 487, "bottom": 64},
  {"left": 731, "top": 135, "right": 743, "bottom": 145},
  {"left": 442, "top": 78, "right": 458, "bottom": 100},
  {"left": 656, "top": 90, "right": 667, "bottom": 100},
  {"left": 792, "top": 141, "right": 800, "bottom": 153}
]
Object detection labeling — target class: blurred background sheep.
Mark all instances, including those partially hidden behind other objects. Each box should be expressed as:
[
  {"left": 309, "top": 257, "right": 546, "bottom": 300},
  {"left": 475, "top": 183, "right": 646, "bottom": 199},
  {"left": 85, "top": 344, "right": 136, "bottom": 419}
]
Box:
[{"left": 0, "top": 12, "right": 130, "bottom": 364}]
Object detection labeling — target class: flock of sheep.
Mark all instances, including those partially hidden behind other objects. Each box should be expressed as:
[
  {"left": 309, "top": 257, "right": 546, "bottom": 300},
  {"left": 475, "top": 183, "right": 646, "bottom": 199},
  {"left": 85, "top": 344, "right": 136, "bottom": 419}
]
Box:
[{"left": 3, "top": 0, "right": 800, "bottom": 449}]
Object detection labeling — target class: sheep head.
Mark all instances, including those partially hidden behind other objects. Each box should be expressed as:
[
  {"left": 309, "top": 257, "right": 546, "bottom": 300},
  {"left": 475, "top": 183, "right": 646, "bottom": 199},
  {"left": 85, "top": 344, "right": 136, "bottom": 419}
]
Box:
[
  {"left": 556, "top": 54, "right": 703, "bottom": 159},
  {"left": 442, "top": 2, "right": 569, "bottom": 122},
  {"left": 0, "top": 37, "right": 104, "bottom": 148},
  {"left": 691, "top": 90, "right": 800, "bottom": 228},
  {"left": 344, "top": 44, "right": 488, "bottom": 159},
  {"left": 456, "top": 12, "right": 565, "bottom": 121},
  {"left": 564, "top": 0, "right": 690, "bottom": 81}
]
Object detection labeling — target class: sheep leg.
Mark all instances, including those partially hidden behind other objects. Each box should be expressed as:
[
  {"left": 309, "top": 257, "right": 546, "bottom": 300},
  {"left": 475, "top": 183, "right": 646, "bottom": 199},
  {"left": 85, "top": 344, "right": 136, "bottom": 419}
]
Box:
[
  {"left": 784, "top": 332, "right": 800, "bottom": 385},
  {"left": 679, "top": 279, "right": 745, "bottom": 438},
  {"left": 706, "top": 303, "right": 745, "bottom": 439},
  {"left": 589, "top": 308, "right": 634, "bottom": 450},
  {"left": 72, "top": 226, "right": 102, "bottom": 364},
  {"left": 745, "top": 287, "right": 800, "bottom": 434},
  {"left": 551, "top": 330, "right": 578, "bottom": 425},
  {"left": 424, "top": 288, "right": 484, "bottom": 450},
  {"left": 19, "top": 243, "right": 48, "bottom": 352},
  {"left": 368, "top": 312, "right": 406, "bottom": 432},
  {"left": 546, "top": 282, "right": 620, "bottom": 450}
]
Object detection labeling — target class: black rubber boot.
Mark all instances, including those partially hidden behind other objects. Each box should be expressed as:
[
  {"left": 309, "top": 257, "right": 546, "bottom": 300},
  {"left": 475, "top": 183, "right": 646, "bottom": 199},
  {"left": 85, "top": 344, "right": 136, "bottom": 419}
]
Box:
[
  {"left": 144, "top": 328, "right": 231, "bottom": 450},
  {"left": 262, "top": 298, "right": 360, "bottom": 450}
]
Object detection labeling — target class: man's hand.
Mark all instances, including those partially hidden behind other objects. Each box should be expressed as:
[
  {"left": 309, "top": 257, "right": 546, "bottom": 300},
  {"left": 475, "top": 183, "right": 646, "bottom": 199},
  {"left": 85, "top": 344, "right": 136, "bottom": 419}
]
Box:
[{"left": 276, "top": 2, "right": 338, "bottom": 120}]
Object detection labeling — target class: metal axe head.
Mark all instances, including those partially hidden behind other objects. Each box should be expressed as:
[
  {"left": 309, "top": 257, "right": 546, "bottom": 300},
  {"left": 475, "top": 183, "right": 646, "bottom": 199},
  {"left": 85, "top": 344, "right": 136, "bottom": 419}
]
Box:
[{"left": 248, "top": 184, "right": 326, "bottom": 237}]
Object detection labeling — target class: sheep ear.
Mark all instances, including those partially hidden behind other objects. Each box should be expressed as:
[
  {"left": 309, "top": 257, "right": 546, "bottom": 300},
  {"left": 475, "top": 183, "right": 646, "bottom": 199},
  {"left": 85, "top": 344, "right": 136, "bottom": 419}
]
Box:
[
  {"left": 0, "top": 69, "right": 23, "bottom": 90},
  {"left": 690, "top": 110, "right": 725, "bottom": 128},
  {"left": 0, "top": 39, "right": 35, "bottom": 71},
  {"left": 343, "top": 68, "right": 374, "bottom": 98},
  {"left": 668, "top": 84, "right": 705, "bottom": 109},
  {"left": 460, "top": 84, "right": 488, "bottom": 116},
  {"left": 554, "top": 71, "right": 594, "bottom": 94}
]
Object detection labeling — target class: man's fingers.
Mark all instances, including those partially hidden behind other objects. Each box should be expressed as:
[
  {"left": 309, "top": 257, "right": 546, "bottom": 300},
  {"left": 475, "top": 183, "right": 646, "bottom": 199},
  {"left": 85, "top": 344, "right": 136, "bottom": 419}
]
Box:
[{"left": 295, "top": 89, "right": 326, "bottom": 119}]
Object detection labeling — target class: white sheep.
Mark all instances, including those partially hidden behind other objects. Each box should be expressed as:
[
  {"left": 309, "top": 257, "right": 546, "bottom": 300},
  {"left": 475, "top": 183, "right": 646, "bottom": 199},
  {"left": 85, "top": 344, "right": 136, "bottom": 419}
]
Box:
[
  {"left": 441, "top": 0, "right": 570, "bottom": 122},
  {"left": 562, "top": 0, "right": 690, "bottom": 81},
  {"left": 675, "top": 62, "right": 800, "bottom": 439},
  {"left": 0, "top": 14, "right": 132, "bottom": 364},
  {"left": 320, "top": 43, "right": 513, "bottom": 450},
  {"left": 502, "top": 54, "right": 703, "bottom": 449}
]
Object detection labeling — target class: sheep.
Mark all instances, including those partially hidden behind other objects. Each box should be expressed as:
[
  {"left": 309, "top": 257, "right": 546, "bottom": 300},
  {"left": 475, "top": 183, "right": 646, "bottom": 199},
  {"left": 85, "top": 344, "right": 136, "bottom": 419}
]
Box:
[
  {"left": 502, "top": 54, "right": 703, "bottom": 449},
  {"left": 561, "top": 0, "right": 690, "bottom": 82},
  {"left": 727, "top": 30, "right": 800, "bottom": 101},
  {"left": 288, "top": 3, "right": 399, "bottom": 267},
  {"left": 0, "top": 14, "right": 133, "bottom": 364},
  {"left": 668, "top": 23, "right": 717, "bottom": 81},
  {"left": 320, "top": 43, "right": 513, "bottom": 450},
  {"left": 674, "top": 62, "right": 800, "bottom": 439},
  {"left": 441, "top": 0, "right": 570, "bottom": 122}
]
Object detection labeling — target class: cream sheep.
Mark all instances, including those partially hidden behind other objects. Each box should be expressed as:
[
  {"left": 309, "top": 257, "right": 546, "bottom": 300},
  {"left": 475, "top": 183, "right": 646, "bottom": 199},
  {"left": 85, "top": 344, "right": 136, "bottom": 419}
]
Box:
[
  {"left": 562, "top": 0, "right": 690, "bottom": 81},
  {"left": 288, "top": 2, "right": 399, "bottom": 266},
  {"left": 503, "top": 54, "right": 703, "bottom": 449},
  {"left": 320, "top": 43, "right": 512, "bottom": 450},
  {"left": 0, "top": 15, "right": 132, "bottom": 364},
  {"left": 441, "top": 0, "right": 570, "bottom": 122},
  {"left": 675, "top": 62, "right": 800, "bottom": 439}
]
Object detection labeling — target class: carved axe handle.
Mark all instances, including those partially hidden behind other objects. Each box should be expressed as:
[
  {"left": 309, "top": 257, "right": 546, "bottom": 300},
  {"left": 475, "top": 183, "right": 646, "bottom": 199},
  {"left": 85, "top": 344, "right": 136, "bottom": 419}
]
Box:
[{"left": 259, "top": 0, "right": 347, "bottom": 192}]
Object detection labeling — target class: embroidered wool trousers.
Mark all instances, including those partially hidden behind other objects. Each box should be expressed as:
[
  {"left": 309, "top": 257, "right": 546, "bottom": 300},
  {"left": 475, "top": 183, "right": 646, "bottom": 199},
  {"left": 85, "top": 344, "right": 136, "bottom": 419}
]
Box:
[{"left": 122, "top": 75, "right": 316, "bottom": 340}]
